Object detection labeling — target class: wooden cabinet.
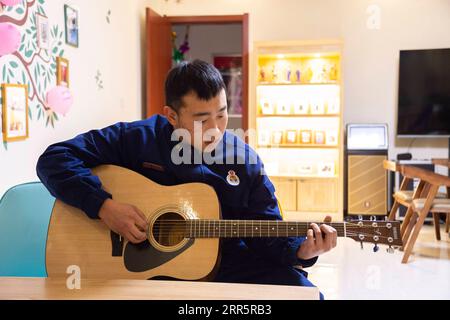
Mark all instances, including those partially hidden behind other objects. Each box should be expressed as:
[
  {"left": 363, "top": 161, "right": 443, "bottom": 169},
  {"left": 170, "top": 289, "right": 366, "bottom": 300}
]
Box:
[
  {"left": 297, "top": 178, "right": 338, "bottom": 212},
  {"left": 270, "top": 176, "right": 340, "bottom": 221},
  {"left": 272, "top": 178, "right": 297, "bottom": 212}
]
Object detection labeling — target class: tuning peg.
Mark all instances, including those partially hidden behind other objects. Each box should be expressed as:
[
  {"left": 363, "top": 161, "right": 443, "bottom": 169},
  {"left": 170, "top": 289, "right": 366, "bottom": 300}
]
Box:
[
  {"left": 373, "top": 244, "right": 379, "bottom": 253},
  {"left": 360, "top": 241, "right": 364, "bottom": 250},
  {"left": 386, "top": 246, "right": 394, "bottom": 254}
]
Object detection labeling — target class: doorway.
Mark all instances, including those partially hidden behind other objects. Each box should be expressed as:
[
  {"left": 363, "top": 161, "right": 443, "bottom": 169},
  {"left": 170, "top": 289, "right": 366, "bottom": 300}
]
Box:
[{"left": 145, "top": 9, "right": 249, "bottom": 132}]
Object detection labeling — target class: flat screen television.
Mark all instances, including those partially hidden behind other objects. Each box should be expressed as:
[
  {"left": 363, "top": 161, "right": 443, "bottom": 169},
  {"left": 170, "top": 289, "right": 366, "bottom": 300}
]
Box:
[{"left": 397, "top": 48, "right": 450, "bottom": 137}]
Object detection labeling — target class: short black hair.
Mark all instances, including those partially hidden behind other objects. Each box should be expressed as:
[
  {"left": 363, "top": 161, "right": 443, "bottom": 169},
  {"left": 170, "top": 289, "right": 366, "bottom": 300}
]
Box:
[{"left": 165, "top": 59, "right": 226, "bottom": 112}]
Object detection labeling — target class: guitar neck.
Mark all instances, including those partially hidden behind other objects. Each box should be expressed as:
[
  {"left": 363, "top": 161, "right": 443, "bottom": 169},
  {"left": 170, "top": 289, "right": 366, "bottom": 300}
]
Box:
[{"left": 180, "top": 220, "right": 347, "bottom": 238}]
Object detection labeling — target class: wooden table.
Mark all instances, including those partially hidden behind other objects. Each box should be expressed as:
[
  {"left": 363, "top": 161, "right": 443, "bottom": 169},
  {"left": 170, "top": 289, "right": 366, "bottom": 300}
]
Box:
[
  {"left": 432, "top": 158, "right": 450, "bottom": 168},
  {"left": 0, "top": 277, "right": 319, "bottom": 300}
]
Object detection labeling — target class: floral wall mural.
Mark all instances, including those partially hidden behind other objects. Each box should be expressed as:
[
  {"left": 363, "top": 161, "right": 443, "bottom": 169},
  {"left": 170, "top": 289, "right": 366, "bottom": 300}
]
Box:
[{"left": 0, "top": 0, "right": 73, "bottom": 150}]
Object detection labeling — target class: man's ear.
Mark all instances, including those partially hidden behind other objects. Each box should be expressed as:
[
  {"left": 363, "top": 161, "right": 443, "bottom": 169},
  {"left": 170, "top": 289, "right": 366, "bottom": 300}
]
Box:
[{"left": 163, "top": 106, "right": 178, "bottom": 127}]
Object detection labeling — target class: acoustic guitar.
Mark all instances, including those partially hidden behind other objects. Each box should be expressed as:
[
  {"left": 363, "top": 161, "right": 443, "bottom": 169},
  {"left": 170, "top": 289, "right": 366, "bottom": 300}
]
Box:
[{"left": 45, "top": 165, "right": 402, "bottom": 280}]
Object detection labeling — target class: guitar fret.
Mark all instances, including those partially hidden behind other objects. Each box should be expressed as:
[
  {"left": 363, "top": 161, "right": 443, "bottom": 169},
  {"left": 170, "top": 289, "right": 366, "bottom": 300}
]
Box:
[
  {"left": 244, "top": 220, "right": 246, "bottom": 238},
  {"left": 259, "top": 220, "right": 262, "bottom": 237},
  {"left": 276, "top": 220, "right": 278, "bottom": 237},
  {"left": 251, "top": 220, "right": 254, "bottom": 237},
  {"left": 193, "top": 220, "right": 196, "bottom": 238}
]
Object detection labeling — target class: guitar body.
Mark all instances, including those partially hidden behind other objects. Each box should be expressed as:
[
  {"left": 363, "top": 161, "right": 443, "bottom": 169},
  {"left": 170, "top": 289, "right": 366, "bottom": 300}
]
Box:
[{"left": 45, "top": 165, "right": 221, "bottom": 280}]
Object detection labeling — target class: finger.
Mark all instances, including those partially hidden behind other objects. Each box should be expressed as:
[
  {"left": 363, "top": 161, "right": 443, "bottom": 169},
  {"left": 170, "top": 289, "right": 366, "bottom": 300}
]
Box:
[
  {"left": 134, "top": 206, "right": 148, "bottom": 224},
  {"left": 323, "top": 224, "right": 337, "bottom": 248},
  {"left": 323, "top": 215, "right": 332, "bottom": 223},
  {"left": 129, "top": 224, "right": 147, "bottom": 242},
  {"left": 305, "top": 228, "right": 315, "bottom": 246},
  {"left": 124, "top": 232, "right": 141, "bottom": 244},
  {"left": 310, "top": 223, "right": 323, "bottom": 247},
  {"left": 320, "top": 224, "right": 335, "bottom": 250},
  {"left": 133, "top": 208, "right": 148, "bottom": 231},
  {"left": 328, "top": 225, "right": 338, "bottom": 248}
]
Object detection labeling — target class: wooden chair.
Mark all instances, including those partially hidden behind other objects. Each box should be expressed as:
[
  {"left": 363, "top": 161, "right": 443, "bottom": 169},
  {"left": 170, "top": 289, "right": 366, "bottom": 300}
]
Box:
[
  {"left": 383, "top": 160, "right": 447, "bottom": 247},
  {"left": 399, "top": 165, "right": 450, "bottom": 263},
  {"left": 432, "top": 159, "right": 450, "bottom": 234}
]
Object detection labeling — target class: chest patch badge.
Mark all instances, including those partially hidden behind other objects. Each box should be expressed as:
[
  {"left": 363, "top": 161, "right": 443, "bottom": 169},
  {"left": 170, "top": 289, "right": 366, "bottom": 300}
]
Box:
[{"left": 226, "top": 170, "right": 240, "bottom": 186}]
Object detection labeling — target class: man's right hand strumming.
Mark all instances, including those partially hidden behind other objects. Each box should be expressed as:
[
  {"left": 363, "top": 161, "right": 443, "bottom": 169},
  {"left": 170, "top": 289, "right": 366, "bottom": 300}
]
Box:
[{"left": 98, "top": 199, "right": 148, "bottom": 244}]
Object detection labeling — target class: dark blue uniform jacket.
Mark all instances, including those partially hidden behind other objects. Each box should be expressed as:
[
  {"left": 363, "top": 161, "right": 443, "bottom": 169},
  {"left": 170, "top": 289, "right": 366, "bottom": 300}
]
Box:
[{"left": 36, "top": 115, "right": 318, "bottom": 277}]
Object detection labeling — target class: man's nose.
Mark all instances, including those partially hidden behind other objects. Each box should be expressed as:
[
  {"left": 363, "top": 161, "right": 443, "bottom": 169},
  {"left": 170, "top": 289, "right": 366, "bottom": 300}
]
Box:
[{"left": 204, "top": 122, "right": 221, "bottom": 142}]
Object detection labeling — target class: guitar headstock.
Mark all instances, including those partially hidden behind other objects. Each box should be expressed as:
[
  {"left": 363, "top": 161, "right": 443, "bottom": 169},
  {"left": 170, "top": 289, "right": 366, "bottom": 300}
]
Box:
[{"left": 346, "top": 220, "right": 403, "bottom": 251}]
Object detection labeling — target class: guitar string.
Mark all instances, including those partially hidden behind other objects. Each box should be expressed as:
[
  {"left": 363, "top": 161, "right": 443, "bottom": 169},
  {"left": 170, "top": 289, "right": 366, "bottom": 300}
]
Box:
[
  {"left": 148, "top": 220, "right": 393, "bottom": 228},
  {"left": 147, "top": 219, "right": 396, "bottom": 228},
  {"left": 147, "top": 229, "right": 399, "bottom": 241},
  {"left": 148, "top": 224, "right": 391, "bottom": 232}
]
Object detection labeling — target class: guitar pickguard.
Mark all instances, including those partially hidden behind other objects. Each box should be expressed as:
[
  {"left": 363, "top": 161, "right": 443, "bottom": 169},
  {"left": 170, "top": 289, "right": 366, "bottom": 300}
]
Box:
[{"left": 123, "top": 239, "right": 194, "bottom": 272}]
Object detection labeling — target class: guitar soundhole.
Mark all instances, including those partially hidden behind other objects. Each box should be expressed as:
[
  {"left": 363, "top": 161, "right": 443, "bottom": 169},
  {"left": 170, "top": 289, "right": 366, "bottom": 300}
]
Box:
[{"left": 152, "top": 212, "right": 186, "bottom": 247}]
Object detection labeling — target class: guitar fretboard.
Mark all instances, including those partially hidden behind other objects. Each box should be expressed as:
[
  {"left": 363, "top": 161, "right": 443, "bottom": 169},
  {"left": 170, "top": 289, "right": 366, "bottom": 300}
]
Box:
[{"left": 169, "top": 220, "right": 347, "bottom": 238}]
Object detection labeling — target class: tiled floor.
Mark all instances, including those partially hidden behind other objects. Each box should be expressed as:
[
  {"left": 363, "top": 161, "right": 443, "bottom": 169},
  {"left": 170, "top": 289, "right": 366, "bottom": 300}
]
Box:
[{"left": 306, "top": 224, "right": 450, "bottom": 299}]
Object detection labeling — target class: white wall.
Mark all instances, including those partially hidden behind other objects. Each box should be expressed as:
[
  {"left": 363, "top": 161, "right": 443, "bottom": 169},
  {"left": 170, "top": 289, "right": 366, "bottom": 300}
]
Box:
[
  {"left": 0, "top": 0, "right": 152, "bottom": 196},
  {"left": 150, "top": 0, "right": 450, "bottom": 160}
]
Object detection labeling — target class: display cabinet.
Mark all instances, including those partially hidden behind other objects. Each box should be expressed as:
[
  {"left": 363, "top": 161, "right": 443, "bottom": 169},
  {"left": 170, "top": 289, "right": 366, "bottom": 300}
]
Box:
[{"left": 252, "top": 41, "right": 344, "bottom": 221}]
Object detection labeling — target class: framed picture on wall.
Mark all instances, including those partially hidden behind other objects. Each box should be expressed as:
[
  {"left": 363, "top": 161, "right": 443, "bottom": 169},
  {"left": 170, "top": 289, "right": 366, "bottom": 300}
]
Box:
[
  {"left": 57, "top": 57, "right": 70, "bottom": 87},
  {"left": 64, "top": 4, "right": 79, "bottom": 47},
  {"left": 36, "top": 13, "right": 50, "bottom": 50},
  {"left": 213, "top": 54, "right": 242, "bottom": 116},
  {"left": 1, "top": 84, "right": 29, "bottom": 142}
]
